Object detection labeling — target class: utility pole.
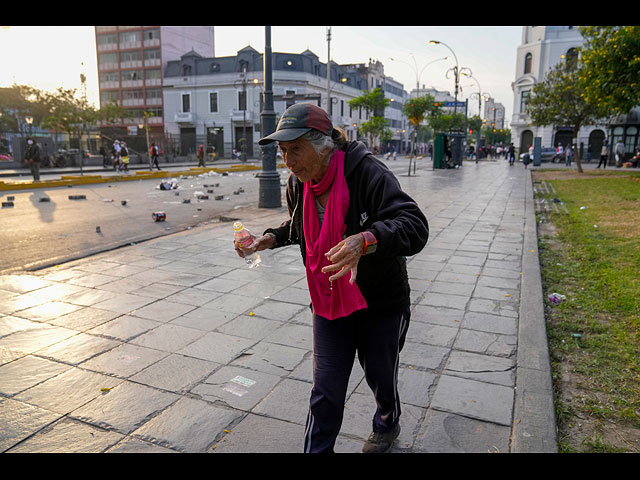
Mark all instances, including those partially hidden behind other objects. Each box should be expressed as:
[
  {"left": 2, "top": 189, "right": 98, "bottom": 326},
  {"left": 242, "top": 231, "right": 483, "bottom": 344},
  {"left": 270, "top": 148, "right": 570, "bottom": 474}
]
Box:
[
  {"left": 326, "top": 27, "right": 331, "bottom": 116},
  {"left": 257, "top": 26, "right": 281, "bottom": 208}
]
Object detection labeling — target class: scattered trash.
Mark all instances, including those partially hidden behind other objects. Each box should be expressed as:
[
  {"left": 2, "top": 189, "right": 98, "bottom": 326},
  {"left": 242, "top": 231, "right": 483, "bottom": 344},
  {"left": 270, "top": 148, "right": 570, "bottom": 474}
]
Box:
[
  {"left": 69, "top": 195, "right": 86, "bottom": 200},
  {"left": 103, "top": 198, "right": 113, "bottom": 202},
  {"left": 96, "top": 226, "right": 101, "bottom": 233},
  {"left": 39, "top": 197, "right": 50, "bottom": 202},
  {"left": 121, "top": 200, "right": 127, "bottom": 206},
  {"left": 159, "top": 179, "right": 179, "bottom": 190},
  {"left": 152, "top": 211, "right": 166, "bottom": 222},
  {"left": 7, "top": 196, "right": 14, "bottom": 201},
  {"left": 580, "top": 206, "right": 588, "bottom": 210},
  {"left": 182, "top": 199, "right": 191, "bottom": 204},
  {"left": 215, "top": 195, "right": 225, "bottom": 200},
  {"left": 2, "top": 201, "right": 14, "bottom": 208},
  {"left": 548, "top": 293, "right": 566, "bottom": 305}
]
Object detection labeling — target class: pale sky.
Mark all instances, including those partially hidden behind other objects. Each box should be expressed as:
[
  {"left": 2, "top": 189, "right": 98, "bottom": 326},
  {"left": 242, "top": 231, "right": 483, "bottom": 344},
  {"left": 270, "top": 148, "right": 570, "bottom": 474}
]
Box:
[{"left": 0, "top": 25, "right": 522, "bottom": 122}]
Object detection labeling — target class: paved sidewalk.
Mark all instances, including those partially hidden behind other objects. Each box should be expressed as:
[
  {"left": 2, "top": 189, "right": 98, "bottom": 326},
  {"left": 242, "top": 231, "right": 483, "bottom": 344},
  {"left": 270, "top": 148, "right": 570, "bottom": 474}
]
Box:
[{"left": 0, "top": 159, "right": 557, "bottom": 453}]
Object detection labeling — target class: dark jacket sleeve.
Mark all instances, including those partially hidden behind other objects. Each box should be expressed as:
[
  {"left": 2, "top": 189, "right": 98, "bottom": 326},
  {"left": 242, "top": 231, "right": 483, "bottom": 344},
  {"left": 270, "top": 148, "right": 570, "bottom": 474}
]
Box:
[
  {"left": 354, "top": 160, "right": 428, "bottom": 258},
  {"left": 263, "top": 174, "right": 301, "bottom": 248}
]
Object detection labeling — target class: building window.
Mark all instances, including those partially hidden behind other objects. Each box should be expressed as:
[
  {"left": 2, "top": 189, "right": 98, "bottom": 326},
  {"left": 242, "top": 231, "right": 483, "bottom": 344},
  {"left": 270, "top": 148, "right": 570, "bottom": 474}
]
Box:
[
  {"left": 520, "top": 90, "right": 531, "bottom": 114},
  {"left": 524, "top": 53, "right": 532, "bottom": 74},
  {"left": 565, "top": 48, "right": 579, "bottom": 71},
  {"left": 182, "top": 93, "right": 190, "bottom": 113},
  {"left": 209, "top": 92, "right": 218, "bottom": 113},
  {"left": 238, "top": 90, "right": 247, "bottom": 111}
]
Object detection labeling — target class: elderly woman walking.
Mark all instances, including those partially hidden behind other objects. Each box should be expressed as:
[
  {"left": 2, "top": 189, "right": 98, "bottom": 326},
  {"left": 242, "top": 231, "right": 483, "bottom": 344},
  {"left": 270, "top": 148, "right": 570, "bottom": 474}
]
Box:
[{"left": 234, "top": 103, "right": 429, "bottom": 453}]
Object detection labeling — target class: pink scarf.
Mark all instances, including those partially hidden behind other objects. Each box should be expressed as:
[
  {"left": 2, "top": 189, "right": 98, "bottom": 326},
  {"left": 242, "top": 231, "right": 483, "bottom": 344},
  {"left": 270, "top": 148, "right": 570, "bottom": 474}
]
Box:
[{"left": 303, "top": 149, "right": 368, "bottom": 320}]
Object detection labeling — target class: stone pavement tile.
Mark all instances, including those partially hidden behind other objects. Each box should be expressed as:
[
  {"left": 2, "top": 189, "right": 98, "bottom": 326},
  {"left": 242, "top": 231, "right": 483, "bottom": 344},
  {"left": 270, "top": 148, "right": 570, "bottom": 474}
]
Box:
[
  {"left": 56, "top": 287, "right": 119, "bottom": 307},
  {"left": 482, "top": 266, "right": 522, "bottom": 279},
  {"left": 434, "top": 270, "right": 479, "bottom": 285},
  {"left": 413, "top": 410, "right": 511, "bottom": 453},
  {"left": 202, "top": 292, "right": 264, "bottom": 315},
  {"left": 454, "top": 328, "right": 517, "bottom": 357},
  {"left": 462, "top": 311, "right": 518, "bottom": 336},
  {"left": 11, "top": 301, "right": 83, "bottom": 323},
  {"left": 400, "top": 341, "right": 449, "bottom": 371},
  {"left": 36, "top": 332, "right": 120, "bottom": 366},
  {"left": 473, "top": 285, "right": 519, "bottom": 302},
  {"left": 169, "top": 306, "right": 238, "bottom": 331},
  {"left": 477, "top": 274, "right": 518, "bottom": 290},
  {"left": 14, "top": 367, "right": 122, "bottom": 415},
  {"left": 133, "top": 396, "right": 243, "bottom": 453},
  {"left": 0, "top": 275, "right": 52, "bottom": 295},
  {"left": 106, "top": 437, "right": 178, "bottom": 453},
  {"left": 66, "top": 272, "right": 122, "bottom": 288},
  {"left": 287, "top": 353, "right": 313, "bottom": 383},
  {"left": 81, "top": 342, "right": 169, "bottom": 378},
  {"left": 211, "top": 413, "right": 305, "bottom": 453},
  {"left": 216, "top": 314, "right": 285, "bottom": 341},
  {"left": 419, "top": 292, "right": 469, "bottom": 310},
  {"left": 0, "top": 315, "right": 42, "bottom": 338},
  {"left": 5, "top": 417, "right": 123, "bottom": 453},
  {"left": 447, "top": 252, "right": 487, "bottom": 266},
  {"left": 263, "top": 322, "right": 313, "bottom": 351},
  {"left": 70, "top": 380, "right": 179, "bottom": 435},
  {"left": 245, "top": 299, "right": 307, "bottom": 322},
  {"left": 131, "top": 353, "right": 218, "bottom": 393},
  {"left": 49, "top": 306, "right": 121, "bottom": 331},
  {"left": 252, "top": 377, "right": 310, "bottom": 425},
  {"left": 405, "top": 321, "right": 458, "bottom": 348},
  {"left": 411, "top": 304, "right": 464, "bottom": 328},
  {"left": 0, "top": 398, "right": 61, "bottom": 452},
  {"left": 0, "top": 293, "right": 50, "bottom": 316},
  {"left": 193, "top": 277, "right": 245, "bottom": 294},
  {"left": 395, "top": 366, "right": 437, "bottom": 409},
  {"left": 129, "top": 283, "right": 187, "bottom": 299},
  {"left": 230, "top": 340, "right": 308, "bottom": 377},
  {"left": 129, "top": 323, "right": 206, "bottom": 352},
  {"left": 266, "top": 286, "right": 311, "bottom": 306},
  {"left": 430, "top": 374, "right": 514, "bottom": 426},
  {"left": 0, "top": 324, "right": 78, "bottom": 359},
  {"left": 164, "top": 287, "right": 224, "bottom": 307},
  {"left": 91, "top": 293, "right": 158, "bottom": 315},
  {"left": 20, "top": 282, "right": 88, "bottom": 301},
  {"left": 127, "top": 299, "right": 197, "bottom": 323},
  {"left": 176, "top": 331, "right": 255, "bottom": 364},
  {"left": 428, "top": 280, "right": 476, "bottom": 297},
  {"left": 445, "top": 350, "right": 515, "bottom": 387},
  {"left": 468, "top": 297, "right": 519, "bottom": 319},
  {"left": 87, "top": 314, "right": 160, "bottom": 342},
  {"left": 0, "top": 355, "right": 71, "bottom": 396},
  {"left": 192, "top": 365, "right": 282, "bottom": 411}
]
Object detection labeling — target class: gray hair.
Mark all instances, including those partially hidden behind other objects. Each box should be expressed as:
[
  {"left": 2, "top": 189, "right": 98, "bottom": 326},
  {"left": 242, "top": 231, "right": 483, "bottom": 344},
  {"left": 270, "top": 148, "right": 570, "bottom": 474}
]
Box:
[{"left": 301, "top": 129, "right": 336, "bottom": 158}]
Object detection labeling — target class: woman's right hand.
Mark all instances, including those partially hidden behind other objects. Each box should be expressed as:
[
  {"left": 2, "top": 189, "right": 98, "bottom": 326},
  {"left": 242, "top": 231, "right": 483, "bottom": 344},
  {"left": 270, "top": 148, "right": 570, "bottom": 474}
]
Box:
[{"left": 234, "top": 234, "right": 275, "bottom": 258}]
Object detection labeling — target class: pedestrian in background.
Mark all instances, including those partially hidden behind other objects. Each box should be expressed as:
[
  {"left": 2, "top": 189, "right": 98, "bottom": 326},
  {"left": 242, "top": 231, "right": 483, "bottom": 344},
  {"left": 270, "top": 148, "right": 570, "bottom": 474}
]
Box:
[
  {"left": 24, "top": 137, "right": 41, "bottom": 182},
  {"left": 120, "top": 142, "right": 129, "bottom": 172},
  {"left": 565, "top": 144, "right": 573, "bottom": 166},
  {"left": 150, "top": 143, "right": 160, "bottom": 170},
  {"left": 508, "top": 143, "right": 516, "bottom": 166},
  {"left": 113, "top": 140, "right": 121, "bottom": 171},
  {"left": 100, "top": 144, "right": 109, "bottom": 168},
  {"left": 614, "top": 139, "right": 625, "bottom": 167},
  {"left": 237, "top": 103, "right": 429, "bottom": 454},
  {"left": 597, "top": 141, "right": 608, "bottom": 168},
  {"left": 197, "top": 144, "right": 206, "bottom": 167}
]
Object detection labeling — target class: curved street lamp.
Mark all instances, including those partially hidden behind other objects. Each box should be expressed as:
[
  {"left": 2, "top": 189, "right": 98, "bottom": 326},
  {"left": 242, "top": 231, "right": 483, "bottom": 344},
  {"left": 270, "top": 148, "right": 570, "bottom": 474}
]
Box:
[
  {"left": 429, "top": 40, "right": 462, "bottom": 115},
  {"left": 389, "top": 55, "right": 448, "bottom": 97}
]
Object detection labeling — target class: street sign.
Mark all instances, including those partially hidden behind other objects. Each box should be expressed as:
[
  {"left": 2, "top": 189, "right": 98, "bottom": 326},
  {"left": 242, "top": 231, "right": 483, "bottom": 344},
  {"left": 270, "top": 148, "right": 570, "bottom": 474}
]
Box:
[{"left": 444, "top": 101, "right": 466, "bottom": 108}]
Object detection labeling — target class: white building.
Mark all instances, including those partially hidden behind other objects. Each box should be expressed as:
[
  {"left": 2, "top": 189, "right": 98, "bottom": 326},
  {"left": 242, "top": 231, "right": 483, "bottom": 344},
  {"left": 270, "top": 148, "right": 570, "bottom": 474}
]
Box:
[
  {"left": 510, "top": 26, "right": 608, "bottom": 158},
  {"left": 162, "top": 46, "right": 378, "bottom": 158}
]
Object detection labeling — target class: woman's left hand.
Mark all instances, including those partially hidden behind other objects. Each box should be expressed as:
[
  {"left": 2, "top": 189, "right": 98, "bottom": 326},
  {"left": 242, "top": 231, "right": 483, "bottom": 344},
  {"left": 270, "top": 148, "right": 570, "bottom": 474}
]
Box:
[{"left": 321, "top": 233, "right": 365, "bottom": 284}]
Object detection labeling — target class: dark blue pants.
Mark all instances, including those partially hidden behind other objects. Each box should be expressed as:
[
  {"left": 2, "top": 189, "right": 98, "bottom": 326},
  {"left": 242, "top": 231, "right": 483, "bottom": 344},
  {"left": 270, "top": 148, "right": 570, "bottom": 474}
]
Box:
[{"left": 303, "top": 304, "right": 410, "bottom": 453}]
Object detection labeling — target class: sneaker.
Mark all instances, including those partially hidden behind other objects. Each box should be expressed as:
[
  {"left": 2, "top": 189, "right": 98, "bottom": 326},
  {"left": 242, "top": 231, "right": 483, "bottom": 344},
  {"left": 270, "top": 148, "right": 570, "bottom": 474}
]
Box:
[{"left": 362, "top": 423, "right": 400, "bottom": 453}]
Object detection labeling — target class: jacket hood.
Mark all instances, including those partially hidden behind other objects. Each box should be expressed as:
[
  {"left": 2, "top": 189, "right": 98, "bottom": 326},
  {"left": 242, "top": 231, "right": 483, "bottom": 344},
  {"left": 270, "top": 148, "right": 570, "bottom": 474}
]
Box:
[{"left": 343, "top": 141, "right": 371, "bottom": 177}]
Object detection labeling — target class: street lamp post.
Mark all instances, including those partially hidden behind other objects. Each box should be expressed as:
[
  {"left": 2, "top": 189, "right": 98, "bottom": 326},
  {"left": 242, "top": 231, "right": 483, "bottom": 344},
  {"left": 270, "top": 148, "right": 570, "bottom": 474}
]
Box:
[
  {"left": 257, "top": 26, "right": 281, "bottom": 208},
  {"left": 429, "top": 40, "right": 460, "bottom": 115}
]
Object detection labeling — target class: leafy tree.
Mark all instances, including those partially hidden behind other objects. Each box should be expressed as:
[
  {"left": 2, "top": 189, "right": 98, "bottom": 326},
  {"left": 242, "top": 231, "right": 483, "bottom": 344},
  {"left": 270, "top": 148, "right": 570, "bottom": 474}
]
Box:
[
  {"left": 527, "top": 62, "right": 607, "bottom": 173},
  {"left": 578, "top": 26, "right": 640, "bottom": 115},
  {"left": 348, "top": 88, "right": 390, "bottom": 147}
]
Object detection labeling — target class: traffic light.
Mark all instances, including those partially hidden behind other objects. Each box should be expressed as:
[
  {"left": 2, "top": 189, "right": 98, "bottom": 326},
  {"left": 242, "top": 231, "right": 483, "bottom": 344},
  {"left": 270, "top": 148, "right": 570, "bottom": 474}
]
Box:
[{"left": 468, "top": 129, "right": 473, "bottom": 134}]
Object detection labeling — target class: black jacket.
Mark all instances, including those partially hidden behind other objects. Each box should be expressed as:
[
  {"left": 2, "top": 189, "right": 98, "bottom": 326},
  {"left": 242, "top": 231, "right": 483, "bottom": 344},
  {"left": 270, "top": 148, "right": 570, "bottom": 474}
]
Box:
[{"left": 264, "top": 141, "right": 429, "bottom": 311}]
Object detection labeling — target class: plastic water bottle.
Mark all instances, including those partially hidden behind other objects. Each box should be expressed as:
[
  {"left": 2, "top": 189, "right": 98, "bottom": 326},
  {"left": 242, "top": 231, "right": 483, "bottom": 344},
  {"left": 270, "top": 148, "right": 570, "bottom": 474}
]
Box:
[{"left": 233, "top": 222, "right": 261, "bottom": 268}]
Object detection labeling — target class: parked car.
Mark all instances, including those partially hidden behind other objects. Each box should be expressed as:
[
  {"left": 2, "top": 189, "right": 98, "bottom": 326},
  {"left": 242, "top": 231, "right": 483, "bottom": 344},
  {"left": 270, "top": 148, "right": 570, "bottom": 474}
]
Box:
[{"left": 519, "top": 147, "right": 561, "bottom": 163}]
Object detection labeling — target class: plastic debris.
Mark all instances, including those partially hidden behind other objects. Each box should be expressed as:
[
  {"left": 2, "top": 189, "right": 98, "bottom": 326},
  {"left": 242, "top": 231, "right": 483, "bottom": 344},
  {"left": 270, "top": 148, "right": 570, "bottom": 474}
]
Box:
[
  {"left": 96, "top": 226, "right": 101, "bottom": 233},
  {"left": 548, "top": 293, "right": 566, "bottom": 305},
  {"left": 69, "top": 195, "right": 86, "bottom": 200},
  {"left": 2, "top": 201, "right": 14, "bottom": 208},
  {"left": 152, "top": 211, "right": 166, "bottom": 222},
  {"left": 580, "top": 206, "right": 588, "bottom": 210}
]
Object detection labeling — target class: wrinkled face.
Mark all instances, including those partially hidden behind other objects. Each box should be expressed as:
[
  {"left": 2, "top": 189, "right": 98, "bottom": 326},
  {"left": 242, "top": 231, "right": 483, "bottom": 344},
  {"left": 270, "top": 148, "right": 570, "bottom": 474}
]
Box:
[{"left": 278, "top": 137, "right": 329, "bottom": 183}]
